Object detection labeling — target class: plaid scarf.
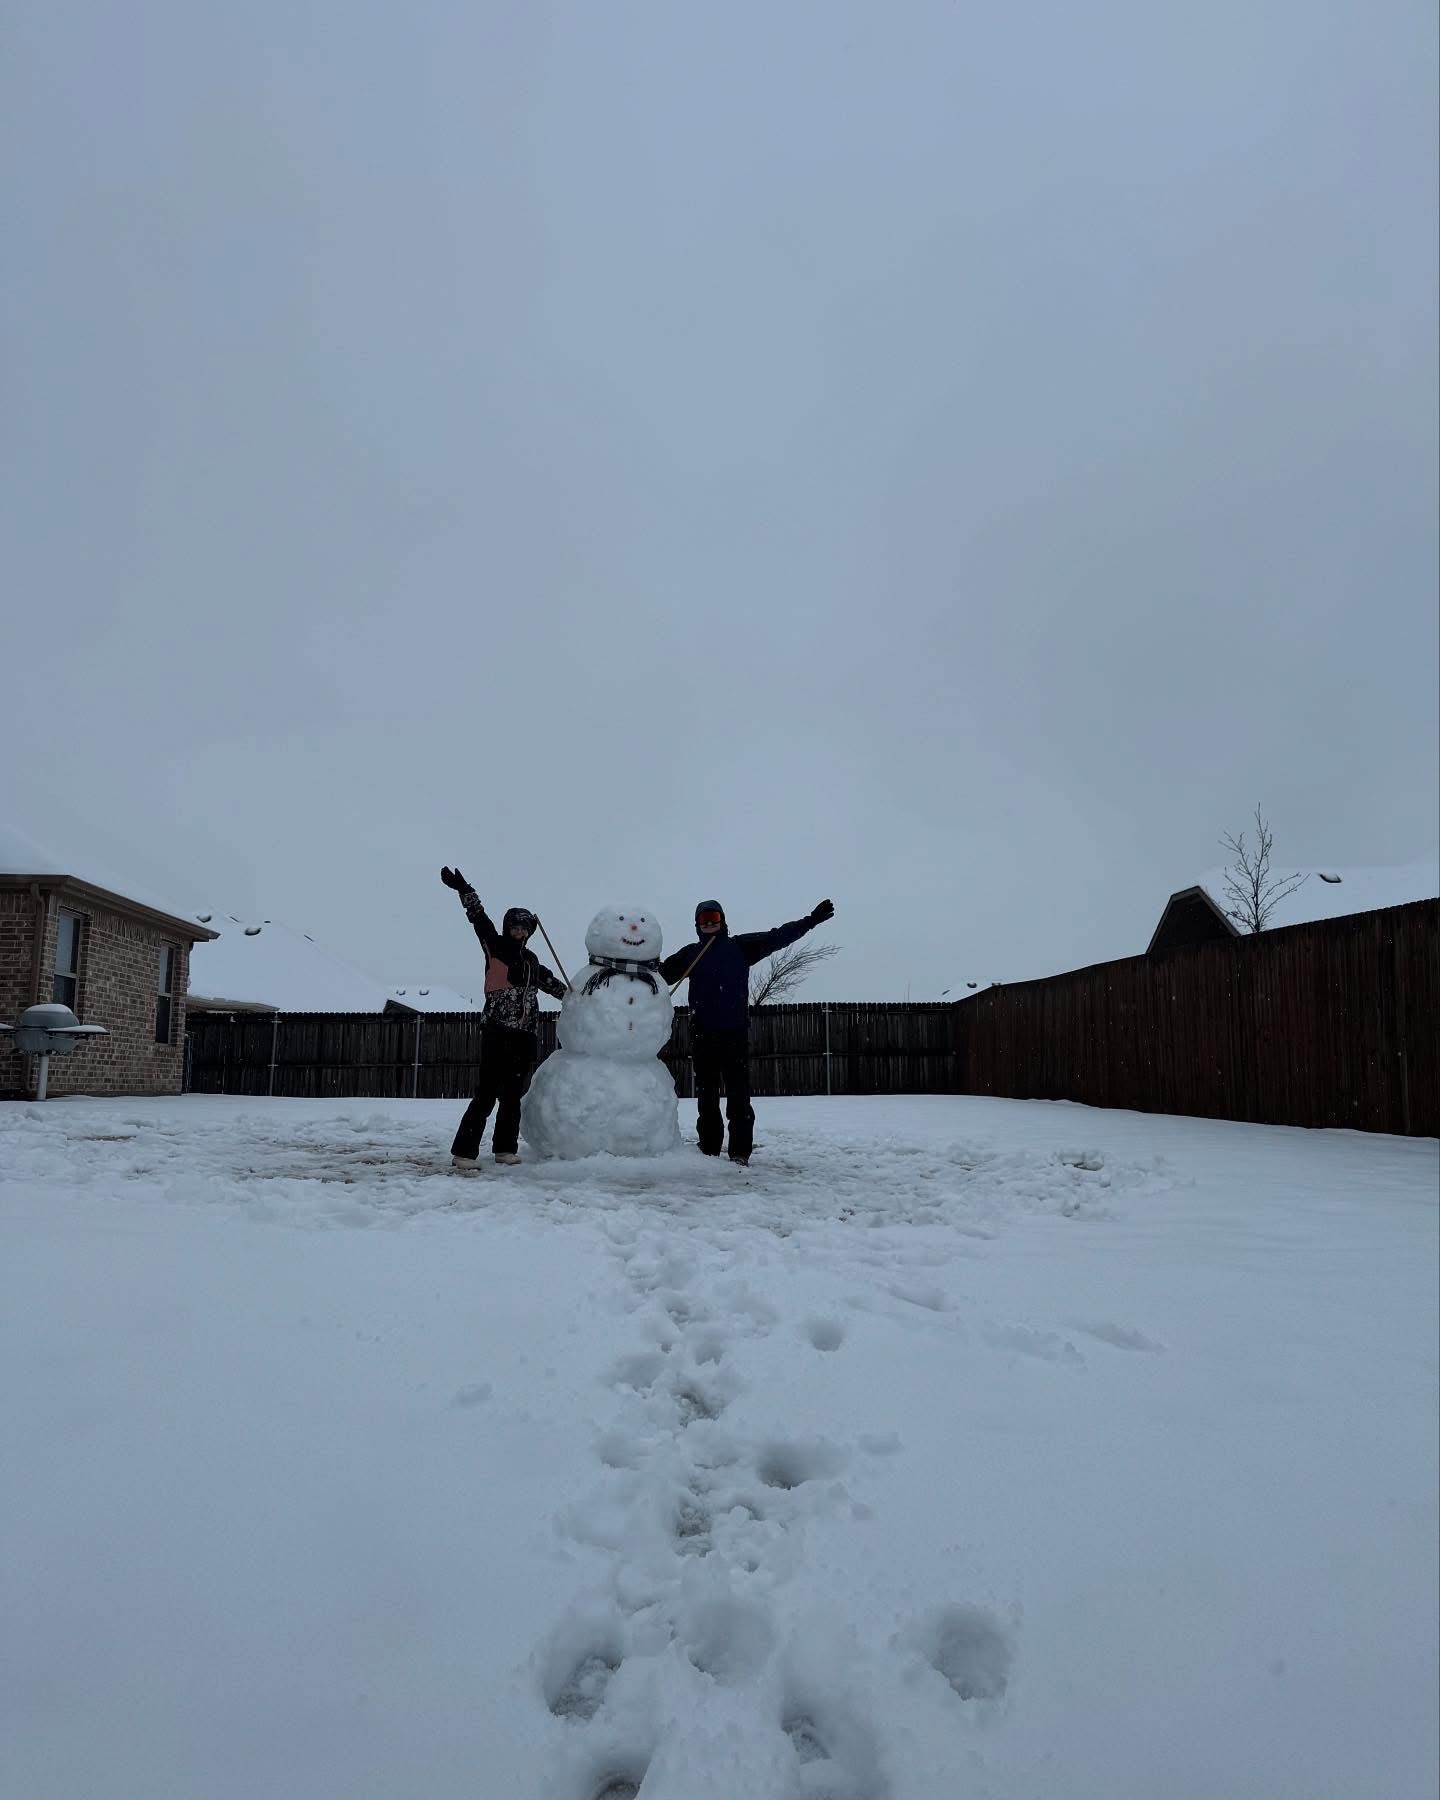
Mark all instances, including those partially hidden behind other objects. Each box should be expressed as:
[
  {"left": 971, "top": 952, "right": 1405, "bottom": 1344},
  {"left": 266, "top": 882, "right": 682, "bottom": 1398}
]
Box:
[{"left": 582, "top": 952, "right": 662, "bottom": 995}]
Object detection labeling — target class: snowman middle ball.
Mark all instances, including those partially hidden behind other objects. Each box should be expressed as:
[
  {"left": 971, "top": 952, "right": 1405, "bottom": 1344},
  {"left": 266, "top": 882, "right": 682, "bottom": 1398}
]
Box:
[{"left": 558, "top": 906, "right": 674, "bottom": 1062}]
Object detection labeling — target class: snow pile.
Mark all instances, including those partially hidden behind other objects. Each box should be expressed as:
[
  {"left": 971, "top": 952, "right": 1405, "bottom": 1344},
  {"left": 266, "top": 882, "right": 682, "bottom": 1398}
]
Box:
[
  {"left": 524, "top": 907, "right": 681, "bottom": 1159},
  {"left": 2, "top": 1095, "right": 1435, "bottom": 1799}
]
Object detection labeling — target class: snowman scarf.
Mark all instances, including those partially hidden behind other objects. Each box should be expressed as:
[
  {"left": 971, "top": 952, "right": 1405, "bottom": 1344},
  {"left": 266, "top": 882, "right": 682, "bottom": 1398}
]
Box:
[{"left": 582, "top": 953, "right": 662, "bottom": 995}]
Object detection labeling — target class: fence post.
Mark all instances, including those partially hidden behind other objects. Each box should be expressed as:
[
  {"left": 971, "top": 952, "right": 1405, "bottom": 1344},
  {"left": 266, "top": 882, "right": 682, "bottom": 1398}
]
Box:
[
  {"left": 824, "top": 1002, "right": 832, "bottom": 1096},
  {"left": 412, "top": 1015, "right": 423, "bottom": 1099},
  {"left": 268, "top": 1013, "right": 279, "bottom": 1097}
]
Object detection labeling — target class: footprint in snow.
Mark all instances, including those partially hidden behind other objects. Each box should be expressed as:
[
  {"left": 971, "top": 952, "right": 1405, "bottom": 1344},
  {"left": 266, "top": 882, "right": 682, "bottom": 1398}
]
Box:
[
  {"left": 687, "top": 1326, "right": 729, "bottom": 1366},
  {"left": 1070, "top": 1319, "right": 1166, "bottom": 1353},
  {"left": 674, "top": 1494, "right": 711, "bottom": 1553},
  {"left": 673, "top": 1385, "right": 722, "bottom": 1425},
  {"left": 660, "top": 1291, "right": 708, "bottom": 1326},
  {"left": 540, "top": 1608, "right": 626, "bottom": 1723},
  {"left": 981, "top": 1322, "right": 1084, "bottom": 1367},
  {"left": 784, "top": 1713, "right": 828, "bottom": 1763},
  {"left": 803, "top": 1316, "right": 845, "bottom": 1351},
  {"left": 548, "top": 1651, "right": 621, "bottom": 1722},
  {"left": 779, "top": 1685, "right": 887, "bottom": 1799},
  {"left": 678, "top": 1593, "right": 775, "bottom": 1682},
  {"left": 608, "top": 1349, "right": 669, "bottom": 1392},
  {"left": 884, "top": 1279, "right": 949, "bottom": 1313},
  {"left": 756, "top": 1438, "right": 848, "bottom": 1491},
  {"left": 904, "top": 1602, "right": 1015, "bottom": 1703}
]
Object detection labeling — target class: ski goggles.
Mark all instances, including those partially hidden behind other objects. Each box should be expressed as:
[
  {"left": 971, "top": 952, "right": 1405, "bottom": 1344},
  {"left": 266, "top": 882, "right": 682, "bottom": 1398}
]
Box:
[
  {"left": 696, "top": 909, "right": 724, "bottom": 929},
  {"left": 507, "top": 910, "right": 538, "bottom": 932}
]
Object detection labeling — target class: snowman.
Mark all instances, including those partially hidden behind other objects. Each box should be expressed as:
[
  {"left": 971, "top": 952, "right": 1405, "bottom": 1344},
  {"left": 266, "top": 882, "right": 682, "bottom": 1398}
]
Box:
[{"left": 521, "top": 905, "right": 681, "bottom": 1159}]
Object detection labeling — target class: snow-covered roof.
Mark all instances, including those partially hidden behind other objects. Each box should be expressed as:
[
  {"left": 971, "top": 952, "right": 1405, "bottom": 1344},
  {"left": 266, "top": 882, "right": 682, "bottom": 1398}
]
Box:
[
  {"left": 1196, "top": 852, "right": 1439, "bottom": 930},
  {"left": 187, "top": 916, "right": 393, "bottom": 1012},
  {"left": 187, "top": 915, "right": 485, "bottom": 1014},
  {"left": 0, "top": 823, "right": 69, "bottom": 877},
  {"left": 386, "top": 984, "right": 480, "bottom": 1013},
  {"left": 1, "top": 823, "right": 482, "bottom": 1011},
  {"left": 0, "top": 821, "right": 215, "bottom": 935}
]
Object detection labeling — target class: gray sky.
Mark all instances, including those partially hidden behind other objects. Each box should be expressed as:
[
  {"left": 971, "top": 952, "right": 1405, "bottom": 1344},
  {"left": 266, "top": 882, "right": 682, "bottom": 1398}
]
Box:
[{"left": 5, "top": 0, "right": 1437, "bottom": 1001}]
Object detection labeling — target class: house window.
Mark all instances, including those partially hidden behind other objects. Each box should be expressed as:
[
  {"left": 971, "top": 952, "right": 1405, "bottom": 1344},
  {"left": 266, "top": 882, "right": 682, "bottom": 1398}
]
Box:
[
  {"left": 156, "top": 945, "right": 176, "bottom": 1045},
  {"left": 53, "top": 911, "right": 83, "bottom": 1010}
]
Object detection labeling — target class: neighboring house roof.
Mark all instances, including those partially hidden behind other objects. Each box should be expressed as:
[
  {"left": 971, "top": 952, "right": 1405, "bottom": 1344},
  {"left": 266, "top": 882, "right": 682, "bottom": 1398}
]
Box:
[
  {"left": 1193, "top": 853, "right": 1440, "bottom": 929},
  {"left": 187, "top": 916, "right": 394, "bottom": 1012},
  {"left": 1151, "top": 852, "right": 1440, "bottom": 953},
  {"left": 0, "top": 822, "right": 218, "bottom": 941},
  {"left": 1146, "top": 886, "right": 1241, "bottom": 955},
  {"left": 188, "top": 919, "right": 485, "bottom": 1014},
  {"left": 386, "top": 984, "right": 480, "bottom": 1013}
]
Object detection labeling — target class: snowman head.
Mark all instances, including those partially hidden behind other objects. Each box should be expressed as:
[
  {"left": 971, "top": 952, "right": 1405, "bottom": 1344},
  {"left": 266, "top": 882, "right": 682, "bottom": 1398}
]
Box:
[{"left": 585, "top": 906, "right": 663, "bottom": 963}]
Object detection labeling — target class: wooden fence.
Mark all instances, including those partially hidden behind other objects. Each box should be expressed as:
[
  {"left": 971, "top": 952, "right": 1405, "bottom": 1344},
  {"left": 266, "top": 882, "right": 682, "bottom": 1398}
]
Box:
[
  {"left": 184, "top": 1002, "right": 961, "bottom": 1101},
  {"left": 956, "top": 900, "right": 1439, "bottom": 1137},
  {"left": 183, "top": 902, "right": 1440, "bottom": 1136}
]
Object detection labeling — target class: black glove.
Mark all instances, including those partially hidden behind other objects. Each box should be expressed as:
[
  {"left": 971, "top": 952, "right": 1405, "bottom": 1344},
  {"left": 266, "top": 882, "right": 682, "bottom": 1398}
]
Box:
[
  {"left": 440, "top": 866, "right": 471, "bottom": 892},
  {"left": 809, "top": 898, "right": 835, "bottom": 925}
]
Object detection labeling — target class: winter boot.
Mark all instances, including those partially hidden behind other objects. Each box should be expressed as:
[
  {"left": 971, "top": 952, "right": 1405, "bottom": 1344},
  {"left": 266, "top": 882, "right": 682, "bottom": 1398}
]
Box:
[
  {"left": 493, "top": 1151, "right": 522, "bottom": 1167},
  {"left": 451, "top": 1154, "right": 481, "bottom": 1173}
]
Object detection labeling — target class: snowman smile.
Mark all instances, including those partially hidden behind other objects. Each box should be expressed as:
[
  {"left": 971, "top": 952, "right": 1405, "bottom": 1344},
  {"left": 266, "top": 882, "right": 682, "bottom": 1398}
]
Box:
[{"left": 621, "top": 934, "right": 646, "bottom": 946}]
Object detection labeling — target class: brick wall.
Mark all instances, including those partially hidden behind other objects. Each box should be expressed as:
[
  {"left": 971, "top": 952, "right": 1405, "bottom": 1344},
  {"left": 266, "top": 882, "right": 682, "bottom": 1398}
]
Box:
[
  {"left": 0, "top": 888, "right": 41, "bottom": 1027},
  {"left": 0, "top": 884, "right": 195, "bottom": 1099}
]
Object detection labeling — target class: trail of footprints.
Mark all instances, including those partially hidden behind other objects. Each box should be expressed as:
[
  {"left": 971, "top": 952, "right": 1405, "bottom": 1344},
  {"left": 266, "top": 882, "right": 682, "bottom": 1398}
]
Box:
[{"left": 536, "top": 1228, "right": 1017, "bottom": 1799}]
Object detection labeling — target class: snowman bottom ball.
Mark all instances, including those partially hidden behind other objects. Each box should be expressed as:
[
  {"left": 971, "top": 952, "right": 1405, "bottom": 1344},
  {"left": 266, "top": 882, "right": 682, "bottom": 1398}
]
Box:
[{"left": 522, "top": 1051, "right": 681, "bottom": 1159}]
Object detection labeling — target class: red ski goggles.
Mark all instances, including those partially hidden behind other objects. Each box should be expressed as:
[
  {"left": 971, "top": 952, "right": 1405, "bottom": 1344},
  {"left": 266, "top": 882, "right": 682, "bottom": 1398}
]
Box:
[{"left": 696, "top": 910, "right": 724, "bottom": 929}]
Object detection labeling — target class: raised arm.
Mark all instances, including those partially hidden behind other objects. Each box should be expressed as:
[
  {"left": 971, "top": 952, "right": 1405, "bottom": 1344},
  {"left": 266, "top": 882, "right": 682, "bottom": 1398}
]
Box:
[
  {"left": 734, "top": 899, "right": 835, "bottom": 968},
  {"left": 440, "top": 866, "right": 503, "bottom": 956}
]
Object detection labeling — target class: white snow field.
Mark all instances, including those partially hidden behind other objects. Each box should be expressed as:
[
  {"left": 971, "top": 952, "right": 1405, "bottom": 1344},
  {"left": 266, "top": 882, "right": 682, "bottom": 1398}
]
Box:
[{"left": 2, "top": 1095, "right": 1435, "bottom": 1800}]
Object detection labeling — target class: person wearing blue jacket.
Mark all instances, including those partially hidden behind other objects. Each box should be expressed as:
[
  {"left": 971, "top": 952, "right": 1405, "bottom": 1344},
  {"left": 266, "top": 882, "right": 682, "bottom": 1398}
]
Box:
[{"left": 660, "top": 896, "right": 835, "bottom": 1164}]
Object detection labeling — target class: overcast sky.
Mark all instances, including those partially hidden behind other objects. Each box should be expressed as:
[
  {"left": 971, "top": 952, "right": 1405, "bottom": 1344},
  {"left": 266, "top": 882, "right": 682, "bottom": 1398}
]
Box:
[{"left": 4, "top": 0, "right": 1436, "bottom": 1000}]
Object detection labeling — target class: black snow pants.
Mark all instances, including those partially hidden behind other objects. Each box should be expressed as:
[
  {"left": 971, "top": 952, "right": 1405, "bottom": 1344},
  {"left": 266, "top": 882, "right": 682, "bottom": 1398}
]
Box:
[
  {"left": 691, "top": 1026, "right": 755, "bottom": 1161},
  {"left": 451, "top": 1025, "right": 537, "bottom": 1158}
]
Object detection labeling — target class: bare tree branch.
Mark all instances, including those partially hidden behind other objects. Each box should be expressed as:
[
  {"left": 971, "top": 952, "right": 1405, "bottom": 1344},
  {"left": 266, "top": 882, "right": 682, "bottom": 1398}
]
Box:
[
  {"left": 1219, "top": 805, "right": 1308, "bottom": 932},
  {"left": 749, "top": 941, "right": 841, "bottom": 1006}
]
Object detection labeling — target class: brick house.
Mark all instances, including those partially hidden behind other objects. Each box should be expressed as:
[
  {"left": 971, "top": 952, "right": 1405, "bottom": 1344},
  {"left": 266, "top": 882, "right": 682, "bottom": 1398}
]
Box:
[{"left": 1, "top": 832, "right": 218, "bottom": 1099}]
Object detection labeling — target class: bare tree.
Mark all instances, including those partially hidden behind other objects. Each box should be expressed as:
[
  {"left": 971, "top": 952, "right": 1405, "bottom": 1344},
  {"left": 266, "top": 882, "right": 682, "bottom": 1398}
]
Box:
[
  {"left": 1219, "top": 806, "right": 1308, "bottom": 932},
  {"left": 749, "top": 940, "right": 841, "bottom": 1005}
]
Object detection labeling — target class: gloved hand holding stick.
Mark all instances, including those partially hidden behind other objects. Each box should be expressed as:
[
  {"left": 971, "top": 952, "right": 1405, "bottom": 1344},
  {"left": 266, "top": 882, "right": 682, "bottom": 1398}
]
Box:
[
  {"left": 533, "top": 917, "right": 573, "bottom": 992},
  {"left": 669, "top": 932, "right": 717, "bottom": 997}
]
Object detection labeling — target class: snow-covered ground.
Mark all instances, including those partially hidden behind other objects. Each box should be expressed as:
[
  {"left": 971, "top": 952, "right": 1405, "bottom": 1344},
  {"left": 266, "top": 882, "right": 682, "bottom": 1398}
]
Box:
[{"left": 2, "top": 1095, "right": 1435, "bottom": 1800}]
